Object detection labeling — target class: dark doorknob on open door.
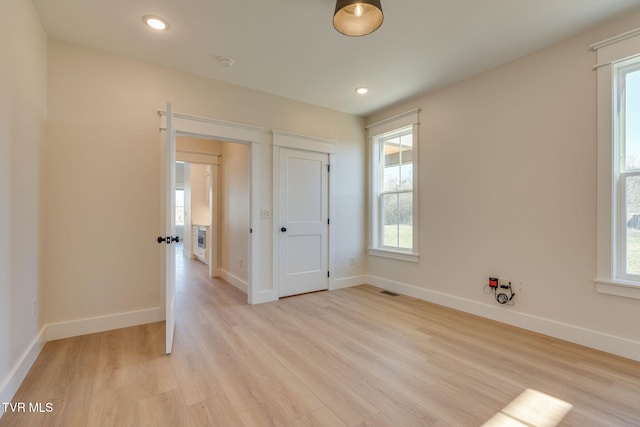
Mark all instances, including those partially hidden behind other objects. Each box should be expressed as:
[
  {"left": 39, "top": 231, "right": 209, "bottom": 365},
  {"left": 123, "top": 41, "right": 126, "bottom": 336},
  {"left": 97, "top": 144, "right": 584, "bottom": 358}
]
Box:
[
  {"left": 157, "top": 235, "right": 179, "bottom": 244},
  {"left": 281, "top": 227, "right": 287, "bottom": 232}
]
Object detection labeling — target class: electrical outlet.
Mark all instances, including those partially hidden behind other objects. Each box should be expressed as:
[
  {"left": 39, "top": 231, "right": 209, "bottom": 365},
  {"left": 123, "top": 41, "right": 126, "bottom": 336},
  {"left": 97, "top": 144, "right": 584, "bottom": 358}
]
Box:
[
  {"left": 260, "top": 209, "right": 271, "bottom": 219},
  {"left": 239, "top": 259, "right": 243, "bottom": 269},
  {"left": 499, "top": 278, "right": 510, "bottom": 287},
  {"left": 350, "top": 256, "right": 356, "bottom": 265}
]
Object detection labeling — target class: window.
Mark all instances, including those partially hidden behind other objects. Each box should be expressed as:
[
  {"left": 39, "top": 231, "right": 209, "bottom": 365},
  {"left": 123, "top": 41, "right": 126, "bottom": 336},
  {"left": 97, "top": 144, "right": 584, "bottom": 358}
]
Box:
[
  {"left": 367, "top": 109, "right": 420, "bottom": 262},
  {"left": 379, "top": 128, "right": 414, "bottom": 249},
  {"left": 615, "top": 58, "right": 640, "bottom": 280},
  {"left": 594, "top": 27, "right": 640, "bottom": 299},
  {"left": 176, "top": 189, "right": 185, "bottom": 226}
]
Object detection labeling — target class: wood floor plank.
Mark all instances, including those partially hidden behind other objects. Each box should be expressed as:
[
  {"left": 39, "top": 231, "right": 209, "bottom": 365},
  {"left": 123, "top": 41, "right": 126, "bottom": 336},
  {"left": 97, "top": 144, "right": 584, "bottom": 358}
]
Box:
[
  {"left": 222, "top": 325, "right": 325, "bottom": 420},
  {"left": 258, "top": 326, "right": 443, "bottom": 426},
  {"left": 354, "top": 413, "right": 408, "bottom": 427},
  {"left": 295, "top": 406, "right": 349, "bottom": 427},
  {"left": 187, "top": 394, "right": 245, "bottom": 427},
  {"left": 1, "top": 249, "right": 639, "bottom": 426},
  {"left": 138, "top": 389, "right": 193, "bottom": 427},
  {"left": 170, "top": 321, "right": 223, "bottom": 406},
  {"left": 237, "top": 407, "right": 297, "bottom": 427},
  {"left": 246, "top": 322, "right": 380, "bottom": 426},
  {"left": 86, "top": 382, "right": 141, "bottom": 427}
]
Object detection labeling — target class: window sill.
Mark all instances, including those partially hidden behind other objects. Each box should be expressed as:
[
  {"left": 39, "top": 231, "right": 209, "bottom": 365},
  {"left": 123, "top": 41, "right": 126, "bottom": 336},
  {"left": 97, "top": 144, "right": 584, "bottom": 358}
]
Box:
[
  {"left": 368, "top": 248, "right": 419, "bottom": 263},
  {"left": 594, "top": 278, "right": 640, "bottom": 300}
]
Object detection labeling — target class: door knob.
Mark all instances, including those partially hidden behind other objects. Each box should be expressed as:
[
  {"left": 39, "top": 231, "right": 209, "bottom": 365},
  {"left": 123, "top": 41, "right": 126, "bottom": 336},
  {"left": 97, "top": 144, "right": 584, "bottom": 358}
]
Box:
[
  {"left": 281, "top": 227, "right": 287, "bottom": 232},
  {"left": 171, "top": 236, "right": 180, "bottom": 243},
  {"left": 157, "top": 236, "right": 170, "bottom": 244}
]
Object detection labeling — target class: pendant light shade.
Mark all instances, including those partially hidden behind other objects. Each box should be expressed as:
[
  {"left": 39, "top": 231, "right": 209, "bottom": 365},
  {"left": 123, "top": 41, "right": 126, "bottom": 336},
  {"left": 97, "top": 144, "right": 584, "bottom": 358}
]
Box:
[{"left": 333, "top": 0, "right": 383, "bottom": 37}]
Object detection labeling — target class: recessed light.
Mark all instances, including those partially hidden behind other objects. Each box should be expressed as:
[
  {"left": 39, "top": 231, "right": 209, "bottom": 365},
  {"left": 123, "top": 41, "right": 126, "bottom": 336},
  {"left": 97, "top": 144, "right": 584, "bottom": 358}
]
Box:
[
  {"left": 355, "top": 87, "right": 369, "bottom": 95},
  {"left": 216, "top": 56, "right": 235, "bottom": 68},
  {"left": 143, "top": 15, "right": 168, "bottom": 31}
]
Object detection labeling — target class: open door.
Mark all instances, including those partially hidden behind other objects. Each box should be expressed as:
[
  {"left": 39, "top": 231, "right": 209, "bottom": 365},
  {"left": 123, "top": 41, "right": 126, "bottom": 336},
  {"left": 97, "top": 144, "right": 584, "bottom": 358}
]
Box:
[{"left": 164, "top": 102, "right": 177, "bottom": 354}]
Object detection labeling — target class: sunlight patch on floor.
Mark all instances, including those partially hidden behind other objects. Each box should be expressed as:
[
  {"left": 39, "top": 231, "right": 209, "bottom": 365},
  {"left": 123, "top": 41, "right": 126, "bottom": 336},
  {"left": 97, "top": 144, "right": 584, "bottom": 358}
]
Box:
[{"left": 482, "top": 389, "right": 573, "bottom": 427}]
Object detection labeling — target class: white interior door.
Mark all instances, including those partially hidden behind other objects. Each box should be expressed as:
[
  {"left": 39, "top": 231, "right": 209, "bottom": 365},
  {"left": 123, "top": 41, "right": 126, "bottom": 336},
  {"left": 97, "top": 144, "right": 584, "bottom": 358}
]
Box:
[
  {"left": 165, "top": 102, "right": 177, "bottom": 354},
  {"left": 278, "top": 148, "right": 329, "bottom": 297}
]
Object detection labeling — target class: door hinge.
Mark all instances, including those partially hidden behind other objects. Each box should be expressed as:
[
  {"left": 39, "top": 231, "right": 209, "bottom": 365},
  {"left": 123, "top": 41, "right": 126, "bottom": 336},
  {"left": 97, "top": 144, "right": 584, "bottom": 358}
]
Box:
[
  {"left": 327, "top": 271, "right": 330, "bottom": 277},
  {"left": 327, "top": 218, "right": 330, "bottom": 225},
  {"left": 327, "top": 164, "right": 331, "bottom": 172},
  {"left": 249, "top": 228, "right": 253, "bottom": 234}
]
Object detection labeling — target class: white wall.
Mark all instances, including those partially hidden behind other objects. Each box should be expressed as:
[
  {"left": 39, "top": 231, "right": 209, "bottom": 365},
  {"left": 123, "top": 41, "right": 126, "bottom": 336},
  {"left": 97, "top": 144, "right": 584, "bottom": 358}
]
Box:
[
  {"left": 189, "top": 163, "right": 210, "bottom": 226},
  {"left": 0, "top": 0, "right": 47, "bottom": 414},
  {"left": 220, "top": 143, "right": 250, "bottom": 284},
  {"left": 365, "top": 8, "right": 640, "bottom": 358},
  {"left": 44, "top": 40, "right": 365, "bottom": 328}
]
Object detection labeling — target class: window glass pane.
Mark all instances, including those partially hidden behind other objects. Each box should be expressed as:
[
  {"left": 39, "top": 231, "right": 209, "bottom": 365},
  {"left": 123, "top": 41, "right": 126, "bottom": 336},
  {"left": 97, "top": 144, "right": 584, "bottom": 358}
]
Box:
[
  {"left": 382, "top": 193, "right": 399, "bottom": 247},
  {"left": 383, "top": 164, "right": 400, "bottom": 192},
  {"left": 383, "top": 131, "right": 413, "bottom": 192},
  {"left": 398, "top": 192, "right": 413, "bottom": 249},
  {"left": 626, "top": 175, "right": 640, "bottom": 275},
  {"left": 401, "top": 132, "right": 413, "bottom": 147},
  {"left": 400, "top": 132, "right": 413, "bottom": 190},
  {"left": 625, "top": 68, "right": 640, "bottom": 170},
  {"left": 383, "top": 139, "right": 401, "bottom": 191},
  {"left": 381, "top": 192, "right": 413, "bottom": 250},
  {"left": 400, "top": 161, "right": 413, "bottom": 190}
]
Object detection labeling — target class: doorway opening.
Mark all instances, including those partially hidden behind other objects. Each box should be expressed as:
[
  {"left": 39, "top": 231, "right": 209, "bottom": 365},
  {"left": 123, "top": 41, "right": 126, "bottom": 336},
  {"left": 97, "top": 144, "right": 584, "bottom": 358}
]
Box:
[
  {"left": 160, "top": 107, "right": 263, "bottom": 311},
  {"left": 160, "top": 106, "right": 264, "bottom": 354},
  {"left": 174, "top": 135, "right": 250, "bottom": 299}
]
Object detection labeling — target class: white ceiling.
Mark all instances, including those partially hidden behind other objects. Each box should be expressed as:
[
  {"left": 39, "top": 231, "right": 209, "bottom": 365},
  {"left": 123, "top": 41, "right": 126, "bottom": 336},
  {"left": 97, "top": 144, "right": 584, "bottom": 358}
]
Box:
[{"left": 33, "top": 0, "right": 640, "bottom": 117}]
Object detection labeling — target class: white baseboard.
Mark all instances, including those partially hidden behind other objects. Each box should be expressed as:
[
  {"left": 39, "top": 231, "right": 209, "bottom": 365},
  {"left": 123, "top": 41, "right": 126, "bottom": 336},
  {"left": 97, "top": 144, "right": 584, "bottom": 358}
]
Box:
[
  {"left": 366, "top": 275, "right": 640, "bottom": 362},
  {"left": 1, "top": 307, "right": 163, "bottom": 418},
  {"left": 331, "top": 275, "right": 367, "bottom": 290},
  {"left": 45, "top": 307, "right": 163, "bottom": 341},
  {"left": 220, "top": 269, "right": 248, "bottom": 294},
  {"left": 0, "top": 327, "right": 46, "bottom": 418}
]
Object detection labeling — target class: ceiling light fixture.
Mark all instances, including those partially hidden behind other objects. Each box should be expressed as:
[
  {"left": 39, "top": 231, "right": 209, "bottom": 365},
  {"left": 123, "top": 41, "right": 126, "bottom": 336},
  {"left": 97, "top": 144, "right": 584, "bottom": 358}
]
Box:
[
  {"left": 355, "top": 87, "right": 369, "bottom": 95},
  {"left": 333, "top": 1, "right": 383, "bottom": 37},
  {"left": 143, "top": 15, "right": 168, "bottom": 31}
]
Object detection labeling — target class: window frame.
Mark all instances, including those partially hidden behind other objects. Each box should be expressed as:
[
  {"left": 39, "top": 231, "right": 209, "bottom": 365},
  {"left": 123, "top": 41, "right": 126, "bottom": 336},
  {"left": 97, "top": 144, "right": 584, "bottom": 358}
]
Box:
[
  {"left": 367, "top": 109, "right": 420, "bottom": 262},
  {"left": 594, "top": 27, "right": 640, "bottom": 299}
]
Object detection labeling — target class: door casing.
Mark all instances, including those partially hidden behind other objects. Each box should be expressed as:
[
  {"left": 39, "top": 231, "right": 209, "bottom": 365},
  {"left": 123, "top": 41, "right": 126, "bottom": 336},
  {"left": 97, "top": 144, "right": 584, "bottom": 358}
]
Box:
[{"left": 160, "top": 110, "right": 264, "bottom": 307}]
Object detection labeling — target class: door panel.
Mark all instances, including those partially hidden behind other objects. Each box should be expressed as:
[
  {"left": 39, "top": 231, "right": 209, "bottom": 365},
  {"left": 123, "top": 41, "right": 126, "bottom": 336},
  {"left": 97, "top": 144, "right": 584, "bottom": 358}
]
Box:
[
  {"left": 287, "top": 160, "right": 323, "bottom": 222},
  {"left": 287, "top": 235, "right": 322, "bottom": 274},
  {"left": 279, "top": 148, "right": 329, "bottom": 297},
  {"left": 165, "top": 103, "right": 177, "bottom": 354}
]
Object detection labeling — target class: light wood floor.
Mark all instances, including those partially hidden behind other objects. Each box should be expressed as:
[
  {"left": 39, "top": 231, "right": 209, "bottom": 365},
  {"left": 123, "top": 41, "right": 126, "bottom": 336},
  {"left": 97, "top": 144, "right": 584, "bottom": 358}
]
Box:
[{"left": 2, "top": 254, "right": 640, "bottom": 426}]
